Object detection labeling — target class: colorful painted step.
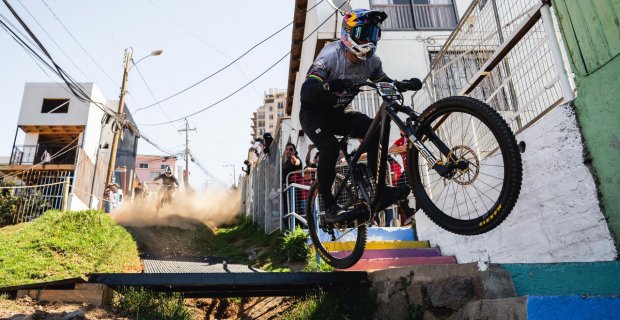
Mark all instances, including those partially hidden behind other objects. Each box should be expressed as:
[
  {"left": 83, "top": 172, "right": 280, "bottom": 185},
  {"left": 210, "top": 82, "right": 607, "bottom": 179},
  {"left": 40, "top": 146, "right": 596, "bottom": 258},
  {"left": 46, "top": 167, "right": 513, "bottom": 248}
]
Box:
[
  {"left": 342, "top": 256, "right": 457, "bottom": 271},
  {"left": 359, "top": 247, "right": 441, "bottom": 259}
]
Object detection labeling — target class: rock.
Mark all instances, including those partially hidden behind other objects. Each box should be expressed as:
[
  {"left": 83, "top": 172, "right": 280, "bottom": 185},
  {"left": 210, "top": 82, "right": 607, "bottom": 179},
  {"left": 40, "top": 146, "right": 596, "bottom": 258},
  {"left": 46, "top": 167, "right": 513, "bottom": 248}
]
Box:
[
  {"left": 427, "top": 278, "right": 474, "bottom": 311},
  {"left": 61, "top": 310, "right": 86, "bottom": 320}
]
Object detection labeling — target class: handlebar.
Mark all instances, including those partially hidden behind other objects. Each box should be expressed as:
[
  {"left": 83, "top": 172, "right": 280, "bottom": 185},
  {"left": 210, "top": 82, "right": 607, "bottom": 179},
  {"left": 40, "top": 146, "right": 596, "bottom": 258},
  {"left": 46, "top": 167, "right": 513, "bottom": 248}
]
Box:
[{"left": 347, "top": 81, "right": 417, "bottom": 117}]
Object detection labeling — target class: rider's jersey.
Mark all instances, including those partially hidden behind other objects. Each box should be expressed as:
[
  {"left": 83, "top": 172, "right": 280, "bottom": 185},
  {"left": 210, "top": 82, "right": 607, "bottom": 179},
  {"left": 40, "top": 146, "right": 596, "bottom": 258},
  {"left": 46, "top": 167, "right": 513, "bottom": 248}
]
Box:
[
  {"left": 154, "top": 173, "right": 179, "bottom": 187},
  {"left": 302, "top": 41, "right": 387, "bottom": 111}
]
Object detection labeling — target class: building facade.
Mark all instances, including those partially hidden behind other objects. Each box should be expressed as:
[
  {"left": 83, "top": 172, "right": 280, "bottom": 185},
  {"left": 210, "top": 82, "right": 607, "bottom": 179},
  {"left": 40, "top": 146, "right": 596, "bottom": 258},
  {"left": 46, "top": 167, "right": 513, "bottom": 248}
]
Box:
[
  {"left": 0, "top": 82, "right": 138, "bottom": 223},
  {"left": 251, "top": 88, "right": 287, "bottom": 139},
  {"left": 134, "top": 154, "right": 179, "bottom": 194}
]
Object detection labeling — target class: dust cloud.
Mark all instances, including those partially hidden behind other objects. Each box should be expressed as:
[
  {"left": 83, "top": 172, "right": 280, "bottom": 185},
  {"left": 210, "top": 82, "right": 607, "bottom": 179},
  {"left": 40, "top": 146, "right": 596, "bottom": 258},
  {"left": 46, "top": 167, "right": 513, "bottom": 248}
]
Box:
[{"left": 111, "top": 187, "right": 241, "bottom": 229}]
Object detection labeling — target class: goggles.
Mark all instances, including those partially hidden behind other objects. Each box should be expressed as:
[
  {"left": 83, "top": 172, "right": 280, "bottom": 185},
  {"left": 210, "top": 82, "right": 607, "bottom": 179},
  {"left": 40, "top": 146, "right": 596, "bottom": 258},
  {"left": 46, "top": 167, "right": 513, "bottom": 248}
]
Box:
[{"left": 351, "top": 25, "right": 381, "bottom": 43}]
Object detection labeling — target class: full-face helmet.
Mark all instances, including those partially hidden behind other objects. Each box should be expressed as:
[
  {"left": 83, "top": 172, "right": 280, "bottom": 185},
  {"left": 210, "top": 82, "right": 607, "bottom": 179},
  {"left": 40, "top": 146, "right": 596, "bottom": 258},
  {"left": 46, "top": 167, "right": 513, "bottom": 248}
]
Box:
[{"left": 341, "top": 9, "right": 388, "bottom": 60}]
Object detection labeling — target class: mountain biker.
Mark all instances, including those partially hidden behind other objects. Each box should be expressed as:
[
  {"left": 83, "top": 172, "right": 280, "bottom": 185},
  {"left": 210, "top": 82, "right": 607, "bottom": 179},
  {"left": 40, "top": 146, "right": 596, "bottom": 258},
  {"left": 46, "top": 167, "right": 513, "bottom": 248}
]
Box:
[
  {"left": 298, "top": 8, "right": 422, "bottom": 223},
  {"left": 154, "top": 166, "right": 179, "bottom": 204}
]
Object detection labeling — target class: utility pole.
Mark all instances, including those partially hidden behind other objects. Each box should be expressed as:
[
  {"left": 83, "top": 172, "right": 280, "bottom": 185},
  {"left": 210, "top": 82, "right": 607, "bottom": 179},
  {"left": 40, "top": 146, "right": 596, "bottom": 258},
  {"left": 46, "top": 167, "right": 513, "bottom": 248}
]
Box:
[
  {"left": 105, "top": 49, "right": 131, "bottom": 187},
  {"left": 178, "top": 118, "right": 196, "bottom": 189},
  {"left": 223, "top": 164, "right": 236, "bottom": 187}
]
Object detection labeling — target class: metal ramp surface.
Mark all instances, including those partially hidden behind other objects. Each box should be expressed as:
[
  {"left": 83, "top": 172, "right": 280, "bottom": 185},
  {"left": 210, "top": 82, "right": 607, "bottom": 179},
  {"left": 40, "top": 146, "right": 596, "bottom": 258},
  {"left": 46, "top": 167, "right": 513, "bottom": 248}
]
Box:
[{"left": 88, "top": 272, "right": 369, "bottom": 297}]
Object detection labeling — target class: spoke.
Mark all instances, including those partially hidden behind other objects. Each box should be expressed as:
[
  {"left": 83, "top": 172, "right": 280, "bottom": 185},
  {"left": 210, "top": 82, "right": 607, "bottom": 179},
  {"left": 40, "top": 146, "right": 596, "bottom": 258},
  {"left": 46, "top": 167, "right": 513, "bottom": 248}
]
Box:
[
  {"left": 475, "top": 177, "right": 503, "bottom": 194},
  {"left": 477, "top": 171, "right": 504, "bottom": 181},
  {"left": 469, "top": 183, "right": 491, "bottom": 213}
]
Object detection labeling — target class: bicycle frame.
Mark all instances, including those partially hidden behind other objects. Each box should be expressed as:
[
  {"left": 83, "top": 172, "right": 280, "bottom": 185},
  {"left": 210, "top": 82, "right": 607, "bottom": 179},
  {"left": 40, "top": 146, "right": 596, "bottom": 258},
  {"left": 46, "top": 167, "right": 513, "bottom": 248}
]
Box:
[{"left": 333, "top": 97, "right": 453, "bottom": 216}]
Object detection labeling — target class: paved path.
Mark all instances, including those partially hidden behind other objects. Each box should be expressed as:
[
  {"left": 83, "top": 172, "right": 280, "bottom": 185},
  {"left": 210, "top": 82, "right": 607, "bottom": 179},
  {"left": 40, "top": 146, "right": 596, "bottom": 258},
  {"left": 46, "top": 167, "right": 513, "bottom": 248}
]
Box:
[{"left": 142, "top": 258, "right": 263, "bottom": 273}]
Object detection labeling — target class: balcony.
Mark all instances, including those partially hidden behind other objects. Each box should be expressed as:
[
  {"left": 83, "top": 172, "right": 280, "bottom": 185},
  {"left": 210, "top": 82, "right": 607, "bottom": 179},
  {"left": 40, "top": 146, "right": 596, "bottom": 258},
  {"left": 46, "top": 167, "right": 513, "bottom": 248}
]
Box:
[
  {"left": 372, "top": 3, "right": 457, "bottom": 30},
  {"left": 10, "top": 143, "right": 77, "bottom": 165}
]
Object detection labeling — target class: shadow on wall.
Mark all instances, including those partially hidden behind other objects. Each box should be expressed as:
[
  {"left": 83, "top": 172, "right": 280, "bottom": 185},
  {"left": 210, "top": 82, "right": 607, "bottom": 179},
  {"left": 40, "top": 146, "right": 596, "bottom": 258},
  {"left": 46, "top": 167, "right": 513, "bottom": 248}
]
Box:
[{"left": 111, "top": 188, "right": 241, "bottom": 229}]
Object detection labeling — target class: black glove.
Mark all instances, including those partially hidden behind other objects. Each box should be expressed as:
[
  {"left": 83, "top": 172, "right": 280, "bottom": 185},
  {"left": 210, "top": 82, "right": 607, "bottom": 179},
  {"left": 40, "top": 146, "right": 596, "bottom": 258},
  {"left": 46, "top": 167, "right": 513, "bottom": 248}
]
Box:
[
  {"left": 395, "top": 78, "right": 423, "bottom": 92},
  {"left": 323, "top": 79, "right": 353, "bottom": 93}
]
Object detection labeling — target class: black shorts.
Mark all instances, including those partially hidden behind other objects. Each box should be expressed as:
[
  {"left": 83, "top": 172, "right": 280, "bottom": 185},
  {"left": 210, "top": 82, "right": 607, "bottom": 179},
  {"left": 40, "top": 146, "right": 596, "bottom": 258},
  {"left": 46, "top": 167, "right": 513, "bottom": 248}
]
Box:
[{"left": 299, "top": 107, "right": 372, "bottom": 147}]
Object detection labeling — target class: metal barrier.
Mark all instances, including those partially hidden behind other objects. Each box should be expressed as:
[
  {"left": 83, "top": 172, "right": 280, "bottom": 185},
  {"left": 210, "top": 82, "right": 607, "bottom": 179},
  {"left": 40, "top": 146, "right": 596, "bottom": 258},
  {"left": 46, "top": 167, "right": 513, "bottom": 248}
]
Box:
[
  {"left": 282, "top": 154, "right": 412, "bottom": 229},
  {"left": 413, "top": 0, "right": 573, "bottom": 133}
]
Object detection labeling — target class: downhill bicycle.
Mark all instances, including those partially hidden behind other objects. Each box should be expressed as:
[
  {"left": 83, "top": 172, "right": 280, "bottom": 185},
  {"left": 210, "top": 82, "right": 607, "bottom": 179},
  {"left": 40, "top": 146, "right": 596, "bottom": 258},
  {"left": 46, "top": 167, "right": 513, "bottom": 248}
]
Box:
[
  {"left": 156, "top": 184, "right": 178, "bottom": 210},
  {"left": 305, "top": 82, "right": 522, "bottom": 269}
]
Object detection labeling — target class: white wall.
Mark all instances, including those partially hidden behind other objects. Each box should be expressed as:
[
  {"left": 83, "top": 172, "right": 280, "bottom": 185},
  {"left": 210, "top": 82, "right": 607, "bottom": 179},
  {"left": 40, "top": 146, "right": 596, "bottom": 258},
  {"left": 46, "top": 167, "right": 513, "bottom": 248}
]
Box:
[
  {"left": 82, "top": 84, "right": 109, "bottom": 160},
  {"left": 416, "top": 104, "right": 617, "bottom": 263},
  {"left": 68, "top": 193, "right": 89, "bottom": 211},
  {"left": 18, "top": 83, "right": 92, "bottom": 126}
]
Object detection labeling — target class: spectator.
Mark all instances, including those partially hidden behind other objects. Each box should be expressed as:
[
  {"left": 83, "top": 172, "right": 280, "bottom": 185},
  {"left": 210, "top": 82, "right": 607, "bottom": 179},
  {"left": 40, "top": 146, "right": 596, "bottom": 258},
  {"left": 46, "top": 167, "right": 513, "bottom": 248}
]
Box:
[
  {"left": 389, "top": 132, "right": 417, "bottom": 226},
  {"left": 103, "top": 183, "right": 119, "bottom": 213},
  {"left": 282, "top": 142, "right": 302, "bottom": 228},
  {"left": 305, "top": 144, "right": 320, "bottom": 168},
  {"left": 282, "top": 142, "right": 302, "bottom": 185},
  {"left": 133, "top": 182, "right": 147, "bottom": 200}
]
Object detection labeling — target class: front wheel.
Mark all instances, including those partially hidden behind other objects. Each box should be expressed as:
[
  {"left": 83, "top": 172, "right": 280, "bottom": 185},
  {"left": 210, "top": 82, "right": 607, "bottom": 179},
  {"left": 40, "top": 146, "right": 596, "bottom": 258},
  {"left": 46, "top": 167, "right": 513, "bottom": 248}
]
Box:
[
  {"left": 408, "top": 96, "right": 522, "bottom": 235},
  {"left": 305, "top": 180, "right": 367, "bottom": 269}
]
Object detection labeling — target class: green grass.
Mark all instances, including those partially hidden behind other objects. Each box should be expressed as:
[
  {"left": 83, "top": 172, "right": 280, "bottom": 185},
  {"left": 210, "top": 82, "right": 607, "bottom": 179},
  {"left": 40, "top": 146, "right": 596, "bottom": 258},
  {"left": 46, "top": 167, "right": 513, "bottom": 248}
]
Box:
[
  {"left": 0, "top": 210, "right": 140, "bottom": 287},
  {"left": 114, "top": 287, "right": 190, "bottom": 320},
  {"left": 205, "top": 216, "right": 290, "bottom": 271},
  {"left": 282, "top": 286, "right": 377, "bottom": 320}
]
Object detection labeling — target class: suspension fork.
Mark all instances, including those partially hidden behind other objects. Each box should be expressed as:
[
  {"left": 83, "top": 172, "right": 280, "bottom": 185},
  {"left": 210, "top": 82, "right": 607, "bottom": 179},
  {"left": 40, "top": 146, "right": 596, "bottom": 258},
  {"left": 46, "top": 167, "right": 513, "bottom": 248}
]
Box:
[{"left": 386, "top": 105, "right": 452, "bottom": 177}]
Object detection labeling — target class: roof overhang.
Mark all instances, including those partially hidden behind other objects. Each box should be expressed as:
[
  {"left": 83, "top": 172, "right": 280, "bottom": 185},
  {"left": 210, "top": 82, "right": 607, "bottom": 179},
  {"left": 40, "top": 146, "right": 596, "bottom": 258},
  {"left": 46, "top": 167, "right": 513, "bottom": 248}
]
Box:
[{"left": 285, "top": 0, "right": 309, "bottom": 116}]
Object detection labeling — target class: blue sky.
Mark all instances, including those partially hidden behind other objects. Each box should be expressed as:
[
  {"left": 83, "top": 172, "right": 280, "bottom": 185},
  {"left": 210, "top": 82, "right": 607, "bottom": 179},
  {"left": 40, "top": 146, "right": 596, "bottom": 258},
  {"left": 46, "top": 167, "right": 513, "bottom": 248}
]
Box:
[{"left": 0, "top": 0, "right": 297, "bottom": 188}]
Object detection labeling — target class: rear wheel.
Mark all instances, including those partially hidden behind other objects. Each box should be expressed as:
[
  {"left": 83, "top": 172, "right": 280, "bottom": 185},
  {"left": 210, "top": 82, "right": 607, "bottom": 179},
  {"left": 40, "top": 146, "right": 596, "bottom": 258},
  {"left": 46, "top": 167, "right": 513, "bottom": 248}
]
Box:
[
  {"left": 408, "top": 96, "right": 522, "bottom": 235},
  {"left": 305, "top": 178, "right": 367, "bottom": 269}
]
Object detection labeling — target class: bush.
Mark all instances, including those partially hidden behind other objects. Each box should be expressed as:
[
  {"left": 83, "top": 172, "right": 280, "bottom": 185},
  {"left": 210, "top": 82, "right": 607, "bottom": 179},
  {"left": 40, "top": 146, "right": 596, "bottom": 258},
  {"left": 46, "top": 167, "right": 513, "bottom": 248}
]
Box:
[
  {"left": 281, "top": 226, "right": 310, "bottom": 262},
  {"left": 0, "top": 180, "right": 52, "bottom": 225}
]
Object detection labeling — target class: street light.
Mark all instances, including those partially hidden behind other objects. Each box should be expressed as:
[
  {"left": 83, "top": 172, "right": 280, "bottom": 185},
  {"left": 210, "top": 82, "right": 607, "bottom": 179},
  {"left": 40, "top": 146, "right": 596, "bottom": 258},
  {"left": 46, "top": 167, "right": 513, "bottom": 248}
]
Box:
[{"left": 105, "top": 48, "right": 163, "bottom": 187}]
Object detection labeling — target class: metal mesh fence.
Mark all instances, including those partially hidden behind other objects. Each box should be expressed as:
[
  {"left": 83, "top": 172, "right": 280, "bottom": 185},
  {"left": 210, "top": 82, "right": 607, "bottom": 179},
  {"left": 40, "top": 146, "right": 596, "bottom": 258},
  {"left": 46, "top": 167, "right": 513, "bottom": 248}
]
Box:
[
  {"left": 241, "top": 135, "right": 282, "bottom": 234},
  {"left": 0, "top": 170, "right": 73, "bottom": 226},
  {"left": 413, "top": 0, "right": 567, "bottom": 133}
]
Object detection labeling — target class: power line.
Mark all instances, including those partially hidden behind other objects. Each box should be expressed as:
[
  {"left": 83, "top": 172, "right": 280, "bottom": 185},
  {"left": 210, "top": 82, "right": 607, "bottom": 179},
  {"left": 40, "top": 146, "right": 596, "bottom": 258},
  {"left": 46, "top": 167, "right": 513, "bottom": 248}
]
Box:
[
  {"left": 133, "top": 0, "right": 326, "bottom": 114},
  {"left": 39, "top": 0, "right": 119, "bottom": 89},
  {"left": 15, "top": 0, "right": 90, "bottom": 81},
  {"left": 145, "top": 0, "right": 262, "bottom": 98},
  {"left": 0, "top": 1, "right": 115, "bottom": 116},
  {"left": 140, "top": 7, "right": 337, "bottom": 126}
]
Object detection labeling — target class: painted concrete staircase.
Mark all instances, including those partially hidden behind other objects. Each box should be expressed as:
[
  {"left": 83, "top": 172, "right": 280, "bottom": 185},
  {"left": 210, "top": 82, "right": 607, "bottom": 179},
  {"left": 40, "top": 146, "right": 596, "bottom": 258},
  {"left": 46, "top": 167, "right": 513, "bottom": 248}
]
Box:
[
  {"left": 369, "top": 261, "right": 620, "bottom": 320},
  {"left": 338, "top": 227, "right": 456, "bottom": 271}
]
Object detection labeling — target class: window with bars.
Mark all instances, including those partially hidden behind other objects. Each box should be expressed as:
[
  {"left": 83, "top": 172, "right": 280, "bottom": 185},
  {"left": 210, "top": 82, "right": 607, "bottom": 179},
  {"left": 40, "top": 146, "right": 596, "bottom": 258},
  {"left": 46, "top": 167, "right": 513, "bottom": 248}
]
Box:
[{"left": 370, "top": 0, "right": 457, "bottom": 30}]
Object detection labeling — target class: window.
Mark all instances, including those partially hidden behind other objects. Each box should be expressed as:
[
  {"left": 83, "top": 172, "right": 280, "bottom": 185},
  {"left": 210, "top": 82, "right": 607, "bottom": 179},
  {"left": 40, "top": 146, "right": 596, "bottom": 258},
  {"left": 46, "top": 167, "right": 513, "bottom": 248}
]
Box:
[
  {"left": 139, "top": 163, "right": 149, "bottom": 169},
  {"left": 161, "top": 164, "right": 169, "bottom": 169},
  {"left": 370, "top": 0, "right": 457, "bottom": 30},
  {"left": 269, "top": 115, "right": 274, "bottom": 120},
  {"left": 269, "top": 106, "right": 273, "bottom": 112},
  {"left": 277, "top": 111, "right": 284, "bottom": 117},
  {"left": 41, "top": 98, "right": 69, "bottom": 113},
  {"left": 277, "top": 102, "right": 284, "bottom": 109},
  {"left": 269, "top": 124, "right": 273, "bottom": 128}
]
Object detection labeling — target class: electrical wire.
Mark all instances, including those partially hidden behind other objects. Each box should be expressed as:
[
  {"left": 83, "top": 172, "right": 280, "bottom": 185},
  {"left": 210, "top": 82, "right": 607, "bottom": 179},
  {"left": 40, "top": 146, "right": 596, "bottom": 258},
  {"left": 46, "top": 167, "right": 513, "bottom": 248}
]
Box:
[
  {"left": 15, "top": 0, "right": 90, "bottom": 81},
  {"left": 140, "top": 7, "right": 338, "bottom": 126},
  {"left": 133, "top": 0, "right": 326, "bottom": 113},
  {"left": 39, "top": 0, "right": 119, "bottom": 89}
]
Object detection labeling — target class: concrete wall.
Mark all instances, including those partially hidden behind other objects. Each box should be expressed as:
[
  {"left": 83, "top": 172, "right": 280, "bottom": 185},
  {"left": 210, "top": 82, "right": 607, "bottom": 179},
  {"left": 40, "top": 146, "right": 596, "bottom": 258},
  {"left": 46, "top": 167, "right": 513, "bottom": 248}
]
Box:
[
  {"left": 18, "top": 83, "right": 93, "bottom": 126},
  {"left": 552, "top": 0, "right": 620, "bottom": 250},
  {"left": 82, "top": 85, "right": 108, "bottom": 160},
  {"left": 416, "top": 104, "right": 617, "bottom": 263}
]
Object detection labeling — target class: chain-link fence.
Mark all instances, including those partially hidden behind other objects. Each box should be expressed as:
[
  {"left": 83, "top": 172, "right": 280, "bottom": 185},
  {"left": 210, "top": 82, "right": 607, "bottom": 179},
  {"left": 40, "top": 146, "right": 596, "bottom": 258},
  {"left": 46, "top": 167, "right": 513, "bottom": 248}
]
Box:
[{"left": 413, "top": 0, "right": 571, "bottom": 133}]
